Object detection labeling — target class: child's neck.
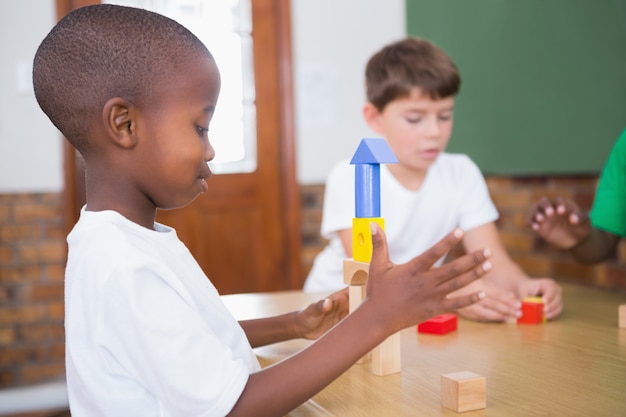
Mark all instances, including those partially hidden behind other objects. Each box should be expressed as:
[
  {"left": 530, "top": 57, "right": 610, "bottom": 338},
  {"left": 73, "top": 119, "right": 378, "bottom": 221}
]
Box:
[
  {"left": 387, "top": 164, "right": 427, "bottom": 192},
  {"left": 85, "top": 172, "right": 157, "bottom": 230},
  {"left": 85, "top": 196, "right": 157, "bottom": 230}
]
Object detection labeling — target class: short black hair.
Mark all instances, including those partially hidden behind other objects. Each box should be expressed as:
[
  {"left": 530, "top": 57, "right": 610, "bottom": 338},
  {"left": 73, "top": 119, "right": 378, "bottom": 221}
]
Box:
[
  {"left": 33, "top": 4, "right": 212, "bottom": 154},
  {"left": 365, "top": 36, "right": 460, "bottom": 111}
]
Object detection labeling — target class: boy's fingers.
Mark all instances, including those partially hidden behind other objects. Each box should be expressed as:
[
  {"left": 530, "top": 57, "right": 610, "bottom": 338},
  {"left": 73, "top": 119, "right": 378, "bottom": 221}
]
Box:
[
  {"left": 443, "top": 291, "right": 487, "bottom": 312},
  {"left": 535, "top": 197, "right": 552, "bottom": 214},
  {"left": 435, "top": 251, "right": 492, "bottom": 292},
  {"left": 476, "top": 293, "right": 521, "bottom": 320},
  {"left": 440, "top": 247, "right": 491, "bottom": 278},
  {"left": 405, "top": 228, "right": 465, "bottom": 274},
  {"left": 527, "top": 198, "right": 551, "bottom": 226},
  {"left": 319, "top": 298, "right": 331, "bottom": 312},
  {"left": 369, "top": 222, "right": 390, "bottom": 268}
]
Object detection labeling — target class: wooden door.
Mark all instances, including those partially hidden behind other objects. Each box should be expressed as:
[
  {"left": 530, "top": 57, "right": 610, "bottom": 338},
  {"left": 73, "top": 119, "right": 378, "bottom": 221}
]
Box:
[{"left": 58, "top": 0, "right": 301, "bottom": 294}]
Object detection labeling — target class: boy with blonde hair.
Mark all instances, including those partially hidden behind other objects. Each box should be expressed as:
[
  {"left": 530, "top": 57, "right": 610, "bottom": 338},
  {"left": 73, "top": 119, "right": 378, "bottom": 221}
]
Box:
[{"left": 305, "top": 37, "right": 562, "bottom": 322}]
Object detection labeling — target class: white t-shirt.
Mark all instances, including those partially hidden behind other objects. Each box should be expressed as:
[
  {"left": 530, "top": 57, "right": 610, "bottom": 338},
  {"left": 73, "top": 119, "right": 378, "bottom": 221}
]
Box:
[
  {"left": 65, "top": 208, "right": 260, "bottom": 417},
  {"left": 304, "top": 153, "right": 499, "bottom": 292}
]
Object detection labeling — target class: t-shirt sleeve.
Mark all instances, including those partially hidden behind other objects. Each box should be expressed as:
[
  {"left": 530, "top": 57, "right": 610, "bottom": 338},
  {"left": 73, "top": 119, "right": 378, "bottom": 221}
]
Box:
[
  {"left": 98, "top": 267, "right": 249, "bottom": 417},
  {"left": 590, "top": 129, "right": 626, "bottom": 236},
  {"left": 454, "top": 155, "right": 499, "bottom": 231},
  {"left": 320, "top": 160, "right": 355, "bottom": 239}
]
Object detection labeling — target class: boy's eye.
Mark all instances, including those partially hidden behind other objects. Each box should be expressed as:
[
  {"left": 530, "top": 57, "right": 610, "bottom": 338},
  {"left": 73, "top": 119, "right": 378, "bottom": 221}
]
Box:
[{"left": 197, "top": 126, "right": 209, "bottom": 136}]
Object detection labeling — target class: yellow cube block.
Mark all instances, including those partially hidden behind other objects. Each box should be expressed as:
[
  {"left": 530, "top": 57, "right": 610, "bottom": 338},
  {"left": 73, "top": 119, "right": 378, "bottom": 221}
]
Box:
[{"left": 352, "top": 217, "right": 384, "bottom": 263}]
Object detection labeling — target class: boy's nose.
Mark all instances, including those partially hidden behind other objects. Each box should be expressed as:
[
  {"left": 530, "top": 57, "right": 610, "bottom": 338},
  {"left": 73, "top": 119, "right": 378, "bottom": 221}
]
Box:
[
  {"left": 425, "top": 118, "right": 442, "bottom": 137},
  {"left": 204, "top": 139, "right": 215, "bottom": 162}
]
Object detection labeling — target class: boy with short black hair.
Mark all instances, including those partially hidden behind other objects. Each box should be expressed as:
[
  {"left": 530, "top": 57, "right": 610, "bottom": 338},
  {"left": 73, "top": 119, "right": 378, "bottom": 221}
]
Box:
[
  {"left": 33, "top": 6, "right": 490, "bottom": 416},
  {"left": 304, "top": 36, "right": 563, "bottom": 322}
]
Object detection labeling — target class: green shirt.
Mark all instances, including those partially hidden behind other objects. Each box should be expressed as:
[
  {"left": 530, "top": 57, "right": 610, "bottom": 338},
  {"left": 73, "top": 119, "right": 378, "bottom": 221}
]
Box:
[{"left": 590, "top": 128, "right": 626, "bottom": 236}]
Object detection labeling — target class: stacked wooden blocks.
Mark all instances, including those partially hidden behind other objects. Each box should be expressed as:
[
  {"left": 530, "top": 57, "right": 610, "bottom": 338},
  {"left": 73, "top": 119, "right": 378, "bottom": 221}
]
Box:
[{"left": 344, "top": 138, "right": 400, "bottom": 376}]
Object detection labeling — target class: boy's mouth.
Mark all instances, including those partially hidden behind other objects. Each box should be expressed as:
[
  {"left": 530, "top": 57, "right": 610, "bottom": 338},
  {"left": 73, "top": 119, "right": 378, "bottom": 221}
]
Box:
[
  {"left": 199, "top": 177, "right": 209, "bottom": 193},
  {"left": 198, "top": 168, "right": 212, "bottom": 193},
  {"left": 420, "top": 148, "right": 440, "bottom": 159}
]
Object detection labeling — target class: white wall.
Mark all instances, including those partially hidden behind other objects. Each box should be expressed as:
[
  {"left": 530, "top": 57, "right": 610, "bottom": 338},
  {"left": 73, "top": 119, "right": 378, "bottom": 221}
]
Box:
[
  {"left": 0, "top": 0, "right": 405, "bottom": 193},
  {"left": 0, "top": 0, "right": 62, "bottom": 193},
  {"left": 292, "top": 0, "right": 406, "bottom": 184}
]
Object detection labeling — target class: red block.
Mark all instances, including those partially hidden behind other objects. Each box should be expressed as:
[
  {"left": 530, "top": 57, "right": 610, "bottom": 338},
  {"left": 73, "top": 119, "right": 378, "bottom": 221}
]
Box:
[
  {"left": 517, "top": 299, "right": 544, "bottom": 324},
  {"left": 417, "top": 314, "right": 458, "bottom": 334}
]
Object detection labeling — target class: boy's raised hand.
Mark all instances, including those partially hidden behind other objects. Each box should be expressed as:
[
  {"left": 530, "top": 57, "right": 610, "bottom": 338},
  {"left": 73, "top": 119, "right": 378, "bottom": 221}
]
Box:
[
  {"left": 294, "top": 225, "right": 490, "bottom": 340},
  {"left": 364, "top": 223, "right": 491, "bottom": 332},
  {"left": 232, "top": 224, "right": 492, "bottom": 417},
  {"left": 527, "top": 196, "right": 591, "bottom": 249}
]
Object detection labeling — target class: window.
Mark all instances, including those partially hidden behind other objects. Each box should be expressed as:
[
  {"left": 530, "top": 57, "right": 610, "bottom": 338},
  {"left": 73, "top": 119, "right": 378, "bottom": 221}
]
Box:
[{"left": 104, "top": 0, "right": 257, "bottom": 173}]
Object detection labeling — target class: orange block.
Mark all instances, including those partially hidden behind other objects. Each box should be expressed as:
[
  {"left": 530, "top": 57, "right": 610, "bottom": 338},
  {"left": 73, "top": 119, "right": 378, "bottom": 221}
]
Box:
[{"left": 517, "top": 297, "right": 545, "bottom": 325}]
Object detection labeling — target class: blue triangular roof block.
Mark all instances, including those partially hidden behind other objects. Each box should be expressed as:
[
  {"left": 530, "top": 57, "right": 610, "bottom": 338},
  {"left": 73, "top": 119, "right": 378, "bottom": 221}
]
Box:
[{"left": 350, "top": 138, "right": 398, "bottom": 164}]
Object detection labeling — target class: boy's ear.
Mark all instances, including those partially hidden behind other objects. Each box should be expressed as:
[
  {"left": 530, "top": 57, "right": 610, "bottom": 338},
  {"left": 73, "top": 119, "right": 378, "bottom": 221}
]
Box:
[
  {"left": 363, "top": 102, "right": 384, "bottom": 133},
  {"left": 102, "top": 97, "right": 138, "bottom": 148}
]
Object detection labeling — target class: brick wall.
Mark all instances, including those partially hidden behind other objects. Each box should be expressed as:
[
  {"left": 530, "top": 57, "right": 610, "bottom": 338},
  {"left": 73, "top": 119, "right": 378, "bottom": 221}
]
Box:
[
  {"left": 486, "top": 176, "right": 626, "bottom": 290},
  {"left": 299, "top": 175, "right": 626, "bottom": 291},
  {"left": 0, "top": 193, "right": 66, "bottom": 389}
]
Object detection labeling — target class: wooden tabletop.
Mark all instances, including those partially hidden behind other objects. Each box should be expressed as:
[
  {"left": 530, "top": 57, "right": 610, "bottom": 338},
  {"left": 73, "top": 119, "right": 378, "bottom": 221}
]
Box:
[{"left": 221, "top": 283, "right": 626, "bottom": 417}]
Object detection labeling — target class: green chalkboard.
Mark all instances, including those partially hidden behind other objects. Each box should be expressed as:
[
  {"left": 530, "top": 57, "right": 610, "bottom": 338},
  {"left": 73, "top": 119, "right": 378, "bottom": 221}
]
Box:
[{"left": 406, "top": 0, "right": 626, "bottom": 175}]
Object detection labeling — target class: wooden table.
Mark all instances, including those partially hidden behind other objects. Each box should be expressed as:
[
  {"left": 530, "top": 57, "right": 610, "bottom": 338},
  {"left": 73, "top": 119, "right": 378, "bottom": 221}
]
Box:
[{"left": 221, "top": 283, "right": 626, "bottom": 416}]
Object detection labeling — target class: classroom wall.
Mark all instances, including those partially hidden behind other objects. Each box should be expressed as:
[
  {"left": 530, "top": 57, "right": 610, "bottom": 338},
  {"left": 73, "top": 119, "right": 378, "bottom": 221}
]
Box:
[
  {"left": 0, "top": 0, "right": 62, "bottom": 194},
  {"left": 0, "top": 0, "right": 68, "bottom": 390},
  {"left": 0, "top": 0, "right": 405, "bottom": 389},
  {"left": 292, "top": 0, "right": 406, "bottom": 184},
  {"left": 405, "top": 0, "right": 626, "bottom": 176}
]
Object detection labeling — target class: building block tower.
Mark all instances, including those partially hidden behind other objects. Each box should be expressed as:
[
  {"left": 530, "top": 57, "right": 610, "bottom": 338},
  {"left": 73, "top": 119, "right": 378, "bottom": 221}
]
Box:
[
  {"left": 343, "top": 138, "right": 399, "bottom": 375},
  {"left": 350, "top": 138, "right": 398, "bottom": 263}
]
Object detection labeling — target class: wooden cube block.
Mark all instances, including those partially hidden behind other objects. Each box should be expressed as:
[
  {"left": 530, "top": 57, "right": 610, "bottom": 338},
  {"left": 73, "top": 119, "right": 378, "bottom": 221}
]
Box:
[
  {"left": 441, "top": 371, "right": 486, "bottom": 412},
  {"left": 517, "top": 296, "right": 545, "bottom": 324},
  {"left": 619, "top": 304, "right": 626, "bottom": 329},
  {"left": 417, "top": 314, "right": 457, "bottom": 334}
]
